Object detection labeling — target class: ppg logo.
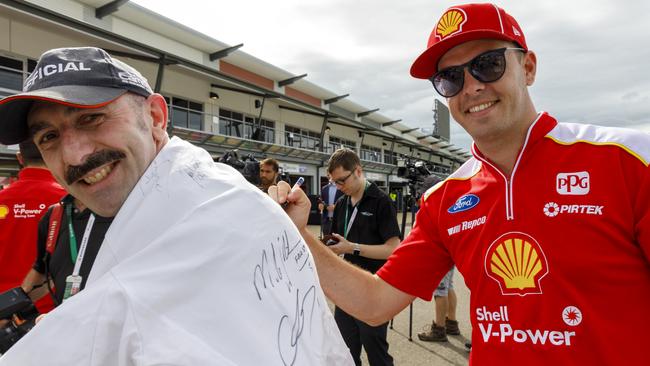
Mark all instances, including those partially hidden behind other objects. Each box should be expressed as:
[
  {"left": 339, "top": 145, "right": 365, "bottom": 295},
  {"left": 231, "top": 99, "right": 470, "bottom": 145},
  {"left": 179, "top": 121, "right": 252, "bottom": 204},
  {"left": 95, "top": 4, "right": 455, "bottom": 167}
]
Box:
[
  {"left": 448, "top": 194, "right": 480, "bottom": 213},
  {"left": 556, "top": 172, "right": 590, "bottom": 195}
]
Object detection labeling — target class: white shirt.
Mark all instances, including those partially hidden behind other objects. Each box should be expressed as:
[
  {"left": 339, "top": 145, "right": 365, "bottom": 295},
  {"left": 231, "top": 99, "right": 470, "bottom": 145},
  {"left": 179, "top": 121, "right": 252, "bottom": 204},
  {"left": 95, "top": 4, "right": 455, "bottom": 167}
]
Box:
[
  {"left": 1, "top": 137, "right": 352, "bottom": 365},
  {"left": 326, "top": 183, "right": 337, "bottom": 218}
]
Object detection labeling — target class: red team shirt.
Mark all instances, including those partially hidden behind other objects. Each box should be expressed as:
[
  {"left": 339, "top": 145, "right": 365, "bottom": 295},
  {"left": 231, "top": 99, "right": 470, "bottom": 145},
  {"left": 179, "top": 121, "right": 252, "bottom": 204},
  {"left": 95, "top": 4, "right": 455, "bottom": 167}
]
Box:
[
  {"left": 378, "top": 112, "right": 650, "bottom": 365},
  {"left": 0, "top": 167, "right": 65, "bottom": 311}
]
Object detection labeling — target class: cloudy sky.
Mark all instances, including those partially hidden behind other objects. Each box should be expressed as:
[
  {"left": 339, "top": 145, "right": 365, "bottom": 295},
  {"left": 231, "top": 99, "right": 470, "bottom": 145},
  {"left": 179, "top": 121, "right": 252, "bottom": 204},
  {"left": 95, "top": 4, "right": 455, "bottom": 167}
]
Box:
[{"left": 132, "top": 0, "right": 650, "bottom": 152}]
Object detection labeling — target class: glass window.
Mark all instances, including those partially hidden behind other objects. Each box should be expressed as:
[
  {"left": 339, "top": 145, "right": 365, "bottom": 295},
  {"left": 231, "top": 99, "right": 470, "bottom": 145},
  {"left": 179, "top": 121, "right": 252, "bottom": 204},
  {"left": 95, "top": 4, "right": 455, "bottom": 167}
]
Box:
[
  {"left": 284, "top": 125, "right": 320, "bottom": 150},
  {"left": 328, "top": 136, "right": 355, "bottom": 153},
  {"left": 166, "top": 96, "right": 204, "bottom": 130},
  {"left": 360, "top": 144, "right": 382, "bottom": 162},
  {"left": 218, "top": 108, "right": 275, "bottom": 142},
  {"left": 384, "top": 151, "right": 398, "bottom": 165},
  {"left": 0, "top": 55, "right": 24, "bottom": 92}
]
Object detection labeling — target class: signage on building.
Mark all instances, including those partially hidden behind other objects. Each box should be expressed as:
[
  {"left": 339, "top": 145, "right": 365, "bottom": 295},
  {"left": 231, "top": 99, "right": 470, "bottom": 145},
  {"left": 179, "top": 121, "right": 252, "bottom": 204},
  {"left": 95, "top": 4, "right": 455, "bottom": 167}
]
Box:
[{"left": 280, "top": 163, "right": 307, "bottom": 173}]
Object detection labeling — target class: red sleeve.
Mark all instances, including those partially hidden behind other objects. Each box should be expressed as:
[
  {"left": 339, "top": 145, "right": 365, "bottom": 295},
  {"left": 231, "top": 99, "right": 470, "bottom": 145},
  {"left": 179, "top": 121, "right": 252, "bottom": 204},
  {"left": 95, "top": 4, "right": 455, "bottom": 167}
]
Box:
[
  {"left": 376, "top": 193, "right": 454, "bottom": 301},
  {"left": 635, "top": 162, "right": 650, "bottom": 263}
]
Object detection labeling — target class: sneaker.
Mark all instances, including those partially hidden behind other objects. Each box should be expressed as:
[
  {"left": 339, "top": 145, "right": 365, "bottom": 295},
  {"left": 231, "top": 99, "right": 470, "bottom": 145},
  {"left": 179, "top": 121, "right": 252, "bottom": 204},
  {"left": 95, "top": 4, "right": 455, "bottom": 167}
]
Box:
[
  {"left": 418, "top": 322, "right": 448, "bottom": 342},
  {"left": 445, "top": 318, "right": 460, "bottom": 335}
]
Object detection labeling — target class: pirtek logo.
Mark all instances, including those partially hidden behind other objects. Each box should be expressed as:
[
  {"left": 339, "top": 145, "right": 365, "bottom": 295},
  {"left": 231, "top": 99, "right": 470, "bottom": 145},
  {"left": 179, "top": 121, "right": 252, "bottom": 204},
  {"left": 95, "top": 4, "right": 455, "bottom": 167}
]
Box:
[
  {"left": 556, "top": 171, "right": 589, "bottom": 195},
  {"left": 484, "top": 232, "right": 549, "bottom": 296}
]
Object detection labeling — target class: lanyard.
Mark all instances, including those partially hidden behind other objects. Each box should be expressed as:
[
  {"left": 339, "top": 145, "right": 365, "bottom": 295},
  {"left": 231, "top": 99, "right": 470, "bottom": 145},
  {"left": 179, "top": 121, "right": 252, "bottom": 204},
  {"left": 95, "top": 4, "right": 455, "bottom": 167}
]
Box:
[
  {"left": 62, "top": 203, "right": 96, "bottom": 301},
  {"left": 65, "top": 203, "right": 96, "bottom": 276},
  {"left": 343, "top": 181, "right": 369, "bottom": 239}
]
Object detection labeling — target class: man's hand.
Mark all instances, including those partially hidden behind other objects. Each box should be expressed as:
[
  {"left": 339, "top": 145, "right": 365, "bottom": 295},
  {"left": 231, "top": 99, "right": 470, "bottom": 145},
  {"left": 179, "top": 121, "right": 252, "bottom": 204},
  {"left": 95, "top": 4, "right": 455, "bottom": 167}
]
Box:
[
  {"left": 268, "top": 181, "right": 311, "bottom": 231},
  {"left": 326, "top": 233, "right": 353, "bottom": 255},
  {"left": 317, "top": 202, "right": 324, "bottom": 212},
  {"left": 326, "top": 204, "right": 335, "bottom": 214}
]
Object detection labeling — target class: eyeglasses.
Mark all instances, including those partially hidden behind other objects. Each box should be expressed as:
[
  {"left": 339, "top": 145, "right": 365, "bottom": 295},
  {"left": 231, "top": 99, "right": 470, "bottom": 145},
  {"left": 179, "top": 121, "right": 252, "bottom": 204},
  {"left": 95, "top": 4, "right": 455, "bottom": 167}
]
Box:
[
  {"left": 430, "top": 47, "right": 525, "bottom": 98},
  {"left": 330, "top": 171, "right": 354, "bottom": 186}
]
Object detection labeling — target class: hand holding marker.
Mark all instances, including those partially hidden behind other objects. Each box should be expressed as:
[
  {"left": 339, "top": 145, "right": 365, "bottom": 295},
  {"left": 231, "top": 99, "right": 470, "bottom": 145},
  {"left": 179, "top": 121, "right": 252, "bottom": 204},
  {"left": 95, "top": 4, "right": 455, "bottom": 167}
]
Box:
[{"left": 282, "top": 176, "right": 304, "bottom": 208}]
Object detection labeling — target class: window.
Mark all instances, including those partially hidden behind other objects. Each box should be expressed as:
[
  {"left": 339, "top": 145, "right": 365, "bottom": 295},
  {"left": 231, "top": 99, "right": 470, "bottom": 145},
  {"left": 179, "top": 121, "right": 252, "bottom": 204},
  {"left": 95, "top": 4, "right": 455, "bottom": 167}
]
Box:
[
  {"left": 384, "top": 151, "right": 398, "bottom": 165},
  {"left": 0, "top": 55, "right": 37, "bottom": 97},
  {"left": 284, "top": 125, "right": 320, "bottom": 150},
  {"left": 327, "top": 136, "right": 356, "bottom": 153},
  {"left": 164, "top": 96, "right": 204, "bottom": 130},
  {"left": 360, "top": 145, "right": 382, "bottom": 162},
  {"left": 218, "top": 108, "right": 275, "bottom": 143}
]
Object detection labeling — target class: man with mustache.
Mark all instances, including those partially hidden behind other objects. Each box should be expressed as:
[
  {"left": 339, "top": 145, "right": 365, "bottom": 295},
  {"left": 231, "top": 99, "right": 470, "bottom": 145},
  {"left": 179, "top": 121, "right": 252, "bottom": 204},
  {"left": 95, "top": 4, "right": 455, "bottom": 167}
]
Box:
[
  {"left": 0, "top": 47, "right": 352, "bottom": 365},
  {"left": 272, "top": 3, "right": 650, "bottom": 365}
]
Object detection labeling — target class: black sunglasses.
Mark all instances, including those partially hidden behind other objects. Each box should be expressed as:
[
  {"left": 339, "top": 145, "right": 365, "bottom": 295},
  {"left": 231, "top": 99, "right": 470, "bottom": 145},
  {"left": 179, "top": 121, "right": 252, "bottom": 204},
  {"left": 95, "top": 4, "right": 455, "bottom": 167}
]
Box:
[{"left": 430, "top": 47, "right": 525, "bottom": 98}]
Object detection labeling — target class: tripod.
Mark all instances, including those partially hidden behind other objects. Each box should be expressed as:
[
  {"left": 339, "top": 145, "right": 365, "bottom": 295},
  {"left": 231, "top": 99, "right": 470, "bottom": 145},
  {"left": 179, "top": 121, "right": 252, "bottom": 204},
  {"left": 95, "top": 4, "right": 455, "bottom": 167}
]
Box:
[{"left": 389, "top": 182, "right": 418, "bottom": 341}]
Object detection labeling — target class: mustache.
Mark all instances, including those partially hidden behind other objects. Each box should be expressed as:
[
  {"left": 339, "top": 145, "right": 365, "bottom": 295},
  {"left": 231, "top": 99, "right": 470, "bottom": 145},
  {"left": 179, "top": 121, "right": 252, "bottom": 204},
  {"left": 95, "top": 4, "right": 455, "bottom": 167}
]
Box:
[{"left": 65, "top": 150, "right": 126, "bottom": 184}]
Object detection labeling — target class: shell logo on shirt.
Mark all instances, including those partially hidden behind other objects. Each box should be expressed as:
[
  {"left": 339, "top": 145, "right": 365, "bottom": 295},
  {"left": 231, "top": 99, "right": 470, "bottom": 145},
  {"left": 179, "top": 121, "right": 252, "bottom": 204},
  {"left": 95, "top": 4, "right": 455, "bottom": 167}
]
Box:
[
  {"left": 484, "top": 232, "right": 549, "bottom": 296},
  {"left": 0, "top": 205, "right": 8, "bottom": 219},
  {"left": 435, "top": 8, "right": 467, "bottom": 39}
]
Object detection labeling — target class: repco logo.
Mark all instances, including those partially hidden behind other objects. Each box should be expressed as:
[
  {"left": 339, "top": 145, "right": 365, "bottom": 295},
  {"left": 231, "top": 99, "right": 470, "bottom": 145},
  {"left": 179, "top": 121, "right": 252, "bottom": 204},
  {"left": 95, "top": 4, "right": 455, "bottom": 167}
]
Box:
[{"left": 556, "top": 172, "right": 589, "bottom": 195}]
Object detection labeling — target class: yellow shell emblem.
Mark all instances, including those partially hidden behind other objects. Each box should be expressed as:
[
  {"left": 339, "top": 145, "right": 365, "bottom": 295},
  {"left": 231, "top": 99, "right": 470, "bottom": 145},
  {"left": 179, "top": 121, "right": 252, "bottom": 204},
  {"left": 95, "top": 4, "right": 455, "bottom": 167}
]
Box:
[
  {"left": 0, "top": 205, "right": 8, "bottom": 219},
  {"left": 485, "top": 233, "right": 548, "bottom": 296},
  {"left": 436, "top": 9, "right": 466, "bottom": 39}
]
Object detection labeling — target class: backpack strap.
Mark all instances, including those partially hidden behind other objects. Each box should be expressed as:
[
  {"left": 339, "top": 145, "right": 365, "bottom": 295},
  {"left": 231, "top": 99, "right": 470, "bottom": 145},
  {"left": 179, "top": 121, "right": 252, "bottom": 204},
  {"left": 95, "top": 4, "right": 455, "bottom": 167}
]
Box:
[{"left": 45, "top": 203, "right": 64, "bottom": 255}]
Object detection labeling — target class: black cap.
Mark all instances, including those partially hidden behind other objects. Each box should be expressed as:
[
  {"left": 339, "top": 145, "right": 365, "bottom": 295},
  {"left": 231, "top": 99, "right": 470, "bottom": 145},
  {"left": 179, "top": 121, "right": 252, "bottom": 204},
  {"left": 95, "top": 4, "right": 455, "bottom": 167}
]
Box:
[{"left": 0, "top": 47, "right": 153, "bottom": 145}]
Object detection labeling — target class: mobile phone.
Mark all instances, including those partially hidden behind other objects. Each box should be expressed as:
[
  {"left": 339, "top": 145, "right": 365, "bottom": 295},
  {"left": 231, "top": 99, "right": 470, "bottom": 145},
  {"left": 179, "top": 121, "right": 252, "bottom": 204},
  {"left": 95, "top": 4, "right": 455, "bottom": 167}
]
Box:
[{"left": 320, "top": 234, "right": 340, "bottom": 246}]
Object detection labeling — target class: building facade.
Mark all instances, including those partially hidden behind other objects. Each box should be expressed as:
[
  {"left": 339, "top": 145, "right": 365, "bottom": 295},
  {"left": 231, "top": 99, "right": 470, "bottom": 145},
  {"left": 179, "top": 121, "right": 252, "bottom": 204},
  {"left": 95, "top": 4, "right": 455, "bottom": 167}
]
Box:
[{"left": 0, "top": 0, "right": 470, "bottom": 195}]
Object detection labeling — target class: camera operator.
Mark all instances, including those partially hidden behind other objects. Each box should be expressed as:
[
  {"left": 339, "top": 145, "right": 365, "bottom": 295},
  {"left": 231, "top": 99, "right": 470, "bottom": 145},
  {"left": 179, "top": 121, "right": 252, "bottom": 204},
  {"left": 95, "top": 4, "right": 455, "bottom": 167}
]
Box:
[{"left": 258, "top": 157, "right": 279, "bottom": 193}]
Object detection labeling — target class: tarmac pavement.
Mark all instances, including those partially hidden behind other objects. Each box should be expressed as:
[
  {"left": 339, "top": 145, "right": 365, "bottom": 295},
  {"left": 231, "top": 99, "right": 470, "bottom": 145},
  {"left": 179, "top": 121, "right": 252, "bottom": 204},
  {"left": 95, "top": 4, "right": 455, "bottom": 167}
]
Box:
[{"left": 307, "top": 211, "right": 472, "bottom": 366}]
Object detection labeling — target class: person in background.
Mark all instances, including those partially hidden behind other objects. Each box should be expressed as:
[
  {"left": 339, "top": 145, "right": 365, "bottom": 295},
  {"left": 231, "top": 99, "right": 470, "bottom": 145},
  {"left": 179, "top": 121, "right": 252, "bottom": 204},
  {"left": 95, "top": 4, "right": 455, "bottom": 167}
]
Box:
[
  {"left": 417, "top": 267, "right": 460, "bottom": 342},
  {"left": 258, "top": 157, "right": 279, "bottom": 193},
  {"left": 324, "top": 148, "right": 400, "bottom": 366},
  {"left": 0, "top": 141, "right": 65, "bottom": 313},
  {"left": 20, "top": 194, "right": 112, "bottom": 308},
  {"left": 318, "top": 180, "right": 343, "bottom": 236}
]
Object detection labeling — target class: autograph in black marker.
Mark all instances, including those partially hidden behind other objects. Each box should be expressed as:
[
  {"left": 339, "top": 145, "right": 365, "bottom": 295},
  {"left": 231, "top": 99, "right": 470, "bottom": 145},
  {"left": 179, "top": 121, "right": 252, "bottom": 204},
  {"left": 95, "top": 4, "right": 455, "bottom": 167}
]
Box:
[
  {"left": 277, "top": 286, "right": 317, "bottom": 366},
  {"left": 253, "top": 230, "right": 311, "bottom": 300}
]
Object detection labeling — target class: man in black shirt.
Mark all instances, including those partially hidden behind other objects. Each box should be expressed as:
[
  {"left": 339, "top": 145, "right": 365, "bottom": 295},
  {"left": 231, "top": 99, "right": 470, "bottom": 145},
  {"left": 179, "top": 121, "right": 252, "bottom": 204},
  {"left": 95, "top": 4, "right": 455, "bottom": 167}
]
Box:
[
  {"left": 326, "top": 148, "right": 401, "bottom": 366},
  {"left": 21, "top": 195, "right": 112, "bottom": 306}
]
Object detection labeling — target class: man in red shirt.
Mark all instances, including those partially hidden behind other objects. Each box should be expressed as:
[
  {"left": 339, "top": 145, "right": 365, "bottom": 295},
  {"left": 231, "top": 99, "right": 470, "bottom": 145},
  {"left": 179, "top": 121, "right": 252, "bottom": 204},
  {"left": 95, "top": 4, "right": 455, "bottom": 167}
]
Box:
[
  {"left": 0, "top": 141, "right": 65, "bottom": 311},
  {"left": 273, "top": 3, "right": 650, "bottom": 365}
]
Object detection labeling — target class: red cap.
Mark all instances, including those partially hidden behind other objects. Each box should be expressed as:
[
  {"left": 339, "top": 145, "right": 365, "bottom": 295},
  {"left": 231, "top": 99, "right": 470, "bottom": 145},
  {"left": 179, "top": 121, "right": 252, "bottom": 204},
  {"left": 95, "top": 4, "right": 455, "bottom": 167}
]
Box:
[{"left": 410, "top": 3, "right": 527, "bottom": 79}]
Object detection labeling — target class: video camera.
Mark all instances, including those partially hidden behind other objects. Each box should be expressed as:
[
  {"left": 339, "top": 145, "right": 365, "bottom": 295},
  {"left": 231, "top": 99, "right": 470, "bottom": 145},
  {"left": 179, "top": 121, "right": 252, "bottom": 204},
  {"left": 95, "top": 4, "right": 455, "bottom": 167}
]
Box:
[
  {"left": 218, "top": 149, "right": 261, "bottom": 186},
  {"left": 277, "top": 167, "right": 291, "bottom": 185},
  {"left": 0, "top": 287, "right": 38, "bottom": 354},
  {"left": 397, "top": 158, "right": 431, "bottom": 187}
]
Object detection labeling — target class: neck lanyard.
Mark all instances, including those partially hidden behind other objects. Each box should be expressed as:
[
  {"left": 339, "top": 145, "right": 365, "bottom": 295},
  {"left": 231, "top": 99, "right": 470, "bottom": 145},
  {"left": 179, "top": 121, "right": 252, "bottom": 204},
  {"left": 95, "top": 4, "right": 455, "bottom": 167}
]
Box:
[
  {"left": 63, "top": 203, "right": 95, "bottom": 301},
  {"left": 343, "top": 181, "right": 369, "bottom": 239}
]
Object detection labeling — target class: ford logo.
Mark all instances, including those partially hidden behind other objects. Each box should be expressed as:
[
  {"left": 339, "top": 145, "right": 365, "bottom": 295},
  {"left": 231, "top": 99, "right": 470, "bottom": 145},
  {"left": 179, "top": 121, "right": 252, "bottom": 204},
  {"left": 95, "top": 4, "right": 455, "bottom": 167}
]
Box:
[{"left": 448, "top": 194, "right": 480, "bottom": 214}]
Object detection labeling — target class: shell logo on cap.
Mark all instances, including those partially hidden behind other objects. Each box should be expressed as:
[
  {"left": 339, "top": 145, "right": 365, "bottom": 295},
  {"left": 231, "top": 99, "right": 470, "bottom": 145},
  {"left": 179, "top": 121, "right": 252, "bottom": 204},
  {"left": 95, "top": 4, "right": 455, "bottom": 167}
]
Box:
[
  {"left": 0, "top": 205, "right": 8, "bottom": 219},
  {"left": 484, "top": 232, "right": 549, "bottom": 296},
  {"left": 435, "top": 9, "right": 467, "bottom": 40}
]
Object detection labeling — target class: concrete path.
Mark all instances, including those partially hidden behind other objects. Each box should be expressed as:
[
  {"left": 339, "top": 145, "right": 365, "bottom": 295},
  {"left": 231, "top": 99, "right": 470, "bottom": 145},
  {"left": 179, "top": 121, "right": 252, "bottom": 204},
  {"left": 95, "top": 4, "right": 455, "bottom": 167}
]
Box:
[{"left": 308, "top": 217, "right": 472, "bottom": 366}]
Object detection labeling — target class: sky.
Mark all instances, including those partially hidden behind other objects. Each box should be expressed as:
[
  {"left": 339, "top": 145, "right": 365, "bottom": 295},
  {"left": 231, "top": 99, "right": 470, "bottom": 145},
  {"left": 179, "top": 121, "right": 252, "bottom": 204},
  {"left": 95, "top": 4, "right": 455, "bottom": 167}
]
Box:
[{"left": 132, "top": 0, "right": 650, "bottom": 152}]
